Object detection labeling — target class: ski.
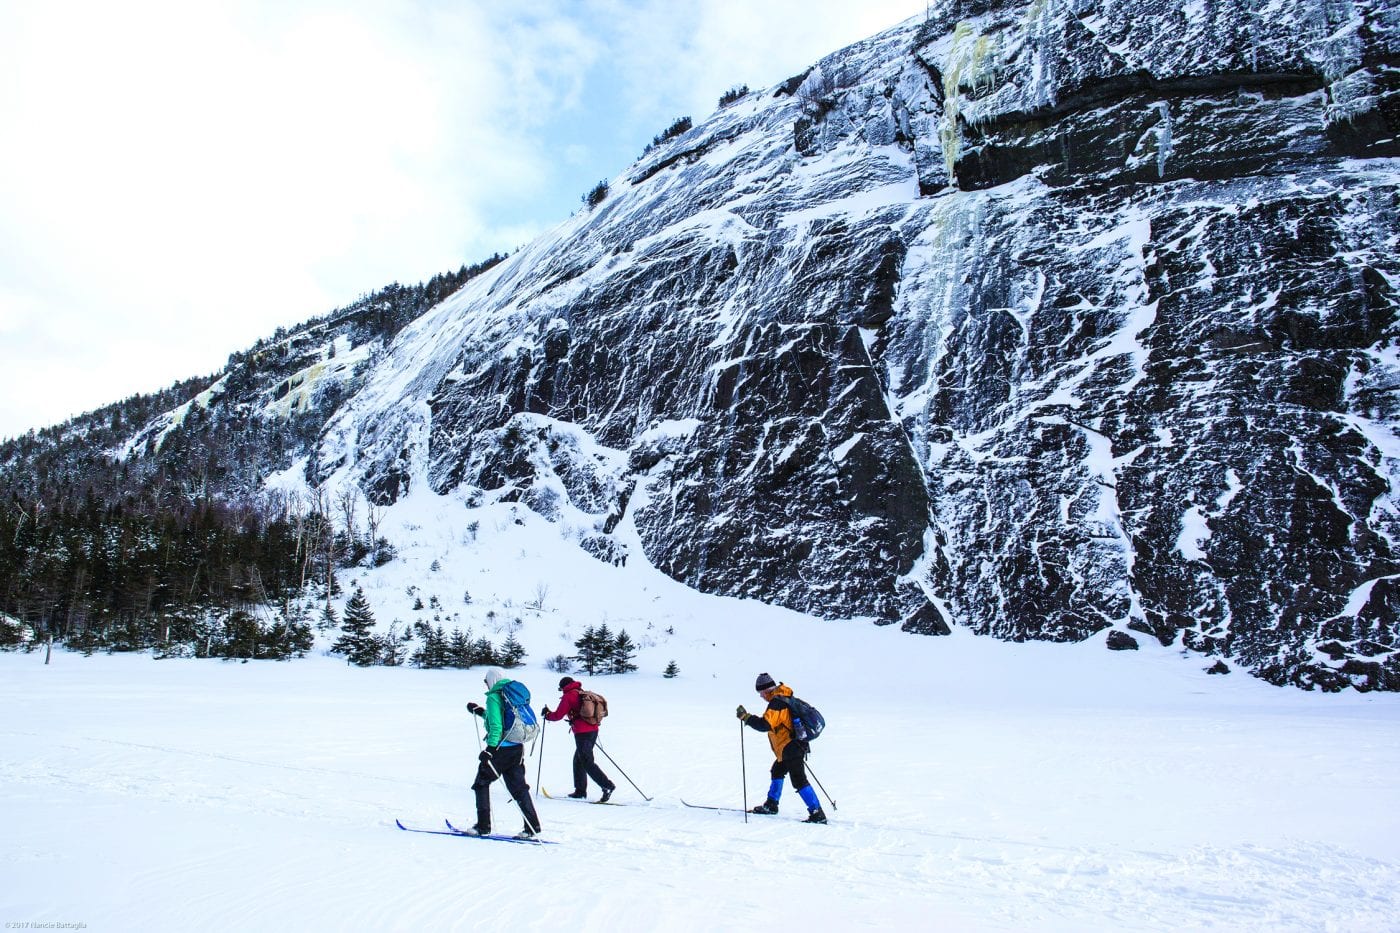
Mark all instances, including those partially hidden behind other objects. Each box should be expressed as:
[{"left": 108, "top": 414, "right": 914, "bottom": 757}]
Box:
[
  {"left": 394, "top": 819, "right": 555, "bottom": 845},
  {"left": 542, "top": 788, "right": 626, "bottom": 805},
  {"left": 680, "top": 800, "right": 750, "bottom": 813},
  {"left": 446, "top": 819, "right": 558, "bottom": 845}
]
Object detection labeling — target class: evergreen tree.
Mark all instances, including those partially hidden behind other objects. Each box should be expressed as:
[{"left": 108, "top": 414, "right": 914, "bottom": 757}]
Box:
[
  {"left": 663, "top": 659, "right": 680, "bottom": 678},
  {"left": 573, "top": 625, "right": 606, "bottom": 675},
  {"left": 471, "top": 636, "right": 497, "bottom": 667},
  {"left": 499, "top": 633, "right": 526, "bottom": 668},
  {"left": 448, "top": 628, "right": 471, "bottom": 668},
  {"left": 221, "top": 610, "right": 261, "bottom": 659},
  {"left": 332, "top": 587, "right": 379, "bottom": 666},
  {"left": 610, "top": 628, "right": 638, "bottom": 674},
  {"left": 427, "top": 624, "right": 447, "bottom": 667},
  {"left": 378, "top": 621, "right": 411, "bottom": 666},
  {"left": 263, "top": 610, "right": 313, "bottom": 660},
  {"left": 410, "top": 621, "right": 444, "bottom": 668}
]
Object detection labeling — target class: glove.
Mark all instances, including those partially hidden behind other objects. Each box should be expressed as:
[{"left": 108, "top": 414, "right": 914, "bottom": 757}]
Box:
[
  {"left": 736, "top": 704, "right": 748, "bottom": 720},
  {"left": 466, "top": 702, "right": 483, "bottom": 716},
  {"left": 479, "top": 748, "right": 493, "bottom": 763},
  {"left": 541, "top": 706, "right": 551, "bottom": 717}
]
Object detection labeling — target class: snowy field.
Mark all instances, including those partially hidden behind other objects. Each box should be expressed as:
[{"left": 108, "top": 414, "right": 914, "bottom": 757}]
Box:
[{"left": 4, "top": 493, "right": 1400, "bottom": 932}]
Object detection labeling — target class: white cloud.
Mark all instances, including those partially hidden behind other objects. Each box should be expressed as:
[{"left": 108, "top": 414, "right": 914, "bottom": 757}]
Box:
[{"left": 0, "top": 0, "right": 926, "bottom": 439}]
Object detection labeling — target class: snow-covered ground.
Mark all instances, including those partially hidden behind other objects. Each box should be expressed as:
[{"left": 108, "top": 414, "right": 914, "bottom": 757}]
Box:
[{"left": 4, "top": 490, "right": 1400, "bottom": 932}]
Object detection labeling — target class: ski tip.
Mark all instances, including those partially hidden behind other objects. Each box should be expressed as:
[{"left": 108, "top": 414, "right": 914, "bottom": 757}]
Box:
[{"left": 395, "top": 819, "right": 409, "bottom": 831}]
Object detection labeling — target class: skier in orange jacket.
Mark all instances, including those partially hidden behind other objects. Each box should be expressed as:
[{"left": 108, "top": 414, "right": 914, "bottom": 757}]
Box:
[{"left": 736, "top": 672, "right": 826, "bottom": 823}]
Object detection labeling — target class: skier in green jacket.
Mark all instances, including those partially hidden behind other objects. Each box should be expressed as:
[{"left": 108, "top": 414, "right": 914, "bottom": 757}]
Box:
[{"left": 465, "top": 668, "right": 543, "bottom": 839}]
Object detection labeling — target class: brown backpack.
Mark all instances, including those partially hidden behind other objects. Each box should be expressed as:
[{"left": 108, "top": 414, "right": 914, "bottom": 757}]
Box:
[{"left": 576, "top": 689, "right": 609, "bottom": 726}]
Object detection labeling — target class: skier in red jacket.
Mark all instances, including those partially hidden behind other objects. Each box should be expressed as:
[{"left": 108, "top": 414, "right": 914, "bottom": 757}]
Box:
[{"left": 542, "top": 677, "right": 616, "bottom": 802}]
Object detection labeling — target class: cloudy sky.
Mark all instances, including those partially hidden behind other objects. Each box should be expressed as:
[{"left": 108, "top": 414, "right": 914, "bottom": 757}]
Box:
[{"left": 0, "top": 0, "right": 926, "bottom": 440}]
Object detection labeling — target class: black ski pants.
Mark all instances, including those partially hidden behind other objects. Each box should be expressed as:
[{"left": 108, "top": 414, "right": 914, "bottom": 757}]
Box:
[
  {"left": 770, "top": 739, "right": 811, "bottom": 791},
  {"left": 472, "top": 744, "right": 541, "bottom": 833},
  {"left": 571, "top": 730, "right": 615, "bottom": 795}
]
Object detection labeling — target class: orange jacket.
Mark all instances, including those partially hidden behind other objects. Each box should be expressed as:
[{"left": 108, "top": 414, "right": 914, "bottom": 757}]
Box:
[{"left": 743, "top": 684, "right": 796, "bottom": 759}]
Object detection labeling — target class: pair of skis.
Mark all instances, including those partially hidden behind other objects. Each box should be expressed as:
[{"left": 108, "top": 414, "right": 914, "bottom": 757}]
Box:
[
  {"left": 394, "top": 787, "right": 624, "bottom": 845},
  {"left": 396, "top": 798, "right": 784, "bottom": 844},
  {"left": 394, "top": 819, "right": 557, "bottom": 845},
  {"left": 541, "top": 787, "right": 625, "bottom": 805}
]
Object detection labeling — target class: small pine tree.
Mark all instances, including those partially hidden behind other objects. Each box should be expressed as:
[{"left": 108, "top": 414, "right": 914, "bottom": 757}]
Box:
[
  {"left": 574, "top": 624, "right": 608, "bottom": 675},
  {"left": 317, "top": 604, "right": 340, "bottom": 633},
  {"left": 718, "top": 85, "right": 749, "bottom": 107},
  {"left": 663, "top": 660, "right": 679, "bottom": 678},
  {"left": 332, "top": 587, "right": 380, "bottom": 666},
  {"left": 610, "top": 629, "right": 638, "bottom": 674},
  {"left": 379, "top": 622, "right": 411, "bottom": 666},
  {"left": 448, "top": 628, "right": 472, "bottom": 668},
  {"left": 221, "top": 610, "right": 261, "bottom": 660},
  {"left": 410, "top": 622, "right": 439, "bottom": 668},
  {"left": 583, "top": 180, "right": 609, "bottom": 209},
  {"left": 471, "top": 636, "right": 497, "bottom": 667},
  {"left": 499, "top": 634, "right": 526, "bottom": 668}
]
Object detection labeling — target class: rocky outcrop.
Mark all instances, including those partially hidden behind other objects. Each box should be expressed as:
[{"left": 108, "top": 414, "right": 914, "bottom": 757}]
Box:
[{"left": 310, "top": 1, "right": 1398, "bottom": 688}]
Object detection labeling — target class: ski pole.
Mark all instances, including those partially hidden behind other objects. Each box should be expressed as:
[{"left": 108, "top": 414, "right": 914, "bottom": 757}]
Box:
[
  {"left": 740, "top": 720, "right": 748, "bottom": 824},
  {"left": 595, "top": 742, "right": 653, "bottom": 800},
  {"left": 805, "top": 759, "right": 837, "bottom": 811},
  {"left": 534, "top": 717, "right": 547, "bottom": 799}
]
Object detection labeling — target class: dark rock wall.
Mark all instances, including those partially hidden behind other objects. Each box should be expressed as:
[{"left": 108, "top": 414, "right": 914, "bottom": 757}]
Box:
[{"left": 318, "top": 0, "right": 1399, "bottom": 688}]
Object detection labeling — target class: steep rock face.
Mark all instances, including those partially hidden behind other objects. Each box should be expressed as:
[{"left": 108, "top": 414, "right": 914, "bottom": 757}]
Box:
[{"left": 317, "top": 0, "right": 1399, "bottom": 688}]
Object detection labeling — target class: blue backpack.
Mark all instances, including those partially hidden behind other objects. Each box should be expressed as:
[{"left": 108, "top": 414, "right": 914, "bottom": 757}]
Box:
[
  {"left": 786, "top": 695, "right": 825, "bottom": 742},
  {"left": 499, "top": 680, "right": 540, "bottom": 744}
]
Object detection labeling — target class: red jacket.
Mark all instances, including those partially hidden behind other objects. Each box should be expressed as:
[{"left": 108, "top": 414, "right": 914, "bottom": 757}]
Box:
[{"left": 544, "top": 681, "right": 599, "bottom": 734}]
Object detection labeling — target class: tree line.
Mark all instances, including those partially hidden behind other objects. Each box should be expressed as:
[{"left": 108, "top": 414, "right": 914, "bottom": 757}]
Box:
[
  {"left": 326, "top": 586, "right": 529, "bottom": 670},
  {"left": 0, "top": 491, "right": 309, "bottom": 655},
  {"left": 563, "top": 623, "right": 639, "bottom": 675},
  {"left": 0, "top": 251, "right": 513, "bottom": 656}
]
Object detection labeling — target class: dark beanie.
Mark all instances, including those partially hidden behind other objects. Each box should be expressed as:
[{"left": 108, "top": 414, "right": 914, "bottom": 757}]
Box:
[
  {"left": 559, "top": 676, "right": 576, "bottom": 689},
  {"left": 754, "top": 672, "right": 776, "bottom": 691}
]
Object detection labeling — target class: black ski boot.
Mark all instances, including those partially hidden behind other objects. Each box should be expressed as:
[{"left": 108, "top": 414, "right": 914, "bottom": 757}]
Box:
[
  {"left": 598, "top": 786, "right": 614, "bottom": 804},
  {"left": 751, "top": 798, "right": 779, "bottom": 815},
  {"left": 804, "top": 808, "right": 827, "bottom": 824}
]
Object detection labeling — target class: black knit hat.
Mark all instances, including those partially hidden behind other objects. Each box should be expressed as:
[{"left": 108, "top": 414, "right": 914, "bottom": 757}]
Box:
[
  {"left": 559, "top": 676, "right": 576, "bottom": 689},
  {"left": 754, "top": 672, "right": 777, "bottom": 692}
]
